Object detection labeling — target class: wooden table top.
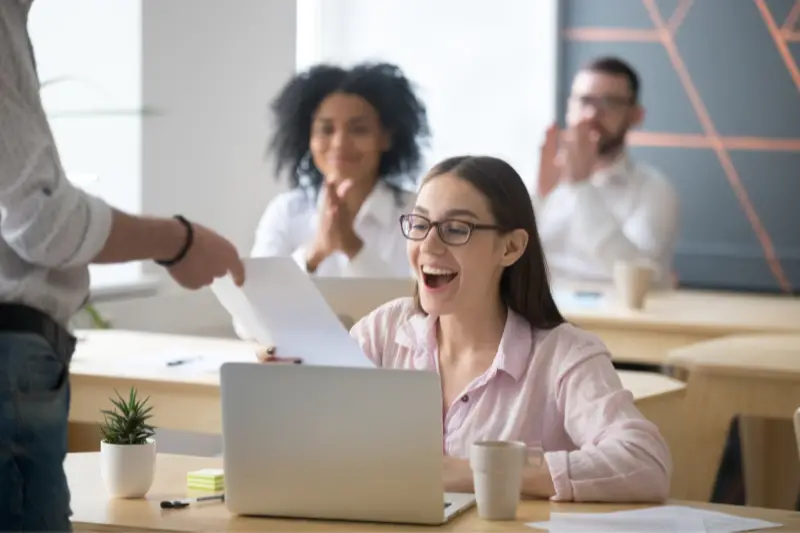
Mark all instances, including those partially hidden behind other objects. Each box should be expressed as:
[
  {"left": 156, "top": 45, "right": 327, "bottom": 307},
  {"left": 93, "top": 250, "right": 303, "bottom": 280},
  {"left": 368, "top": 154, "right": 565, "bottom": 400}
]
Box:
[
  {"left": 553, "top": 282, "right": 800, "bottom": 335},
  {"left": 67, "top": 453, "right": 798, "bottom": 532},
  {"left": 666, "top": 334, "right": 800, "bottom": 380},
  {"left": 70, "top": 329, "right": 685, "bottom": 403},
  {"left": 71, "top": 329, "right": 259, "bottom": 388}
]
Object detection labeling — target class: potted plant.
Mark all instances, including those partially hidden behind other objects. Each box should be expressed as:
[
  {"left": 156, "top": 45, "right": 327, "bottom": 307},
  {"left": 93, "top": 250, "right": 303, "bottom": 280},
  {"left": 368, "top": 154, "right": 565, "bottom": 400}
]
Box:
[{"left": 99, "top": 387, "right": 157, "bottom": 498}]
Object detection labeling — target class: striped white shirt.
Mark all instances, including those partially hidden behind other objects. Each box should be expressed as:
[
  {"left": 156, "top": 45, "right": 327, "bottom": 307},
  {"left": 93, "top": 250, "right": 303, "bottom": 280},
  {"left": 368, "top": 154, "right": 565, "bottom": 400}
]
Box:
[{"left": 0, "top": 0, "right": 112, "bottom": 326}]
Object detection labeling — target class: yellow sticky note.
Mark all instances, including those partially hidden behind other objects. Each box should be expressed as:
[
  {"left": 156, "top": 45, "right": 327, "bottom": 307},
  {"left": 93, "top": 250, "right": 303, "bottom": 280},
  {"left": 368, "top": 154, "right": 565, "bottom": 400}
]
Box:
[{"left": 186, "top": 468, "right": 224, "bottom": 491}]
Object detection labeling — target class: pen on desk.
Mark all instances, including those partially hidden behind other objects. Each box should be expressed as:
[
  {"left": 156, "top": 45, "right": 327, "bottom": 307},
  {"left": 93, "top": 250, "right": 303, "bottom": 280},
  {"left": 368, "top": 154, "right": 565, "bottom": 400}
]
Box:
[
  {"left": 167, "top": 357, "right": 198, "bottom": 367},
  {"left": 160, "top": 493, "right": 225, "bottom": 509},
  {"left": 263, "top": 355, "right": 303, "bottom": 365}
]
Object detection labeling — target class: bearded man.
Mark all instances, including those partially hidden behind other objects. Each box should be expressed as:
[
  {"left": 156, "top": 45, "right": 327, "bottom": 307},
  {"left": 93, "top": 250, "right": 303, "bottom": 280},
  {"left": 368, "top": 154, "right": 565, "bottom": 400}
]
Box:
[{"left": 533, "top": 57, "right": 679, "bottom": 288}]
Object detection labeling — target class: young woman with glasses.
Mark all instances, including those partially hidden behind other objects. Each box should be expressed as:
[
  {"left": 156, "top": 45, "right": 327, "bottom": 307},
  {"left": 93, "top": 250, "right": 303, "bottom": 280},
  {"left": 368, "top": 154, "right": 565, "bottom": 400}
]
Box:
[{"left": 260, "top": 155, "right": 671, "bottom": 503}]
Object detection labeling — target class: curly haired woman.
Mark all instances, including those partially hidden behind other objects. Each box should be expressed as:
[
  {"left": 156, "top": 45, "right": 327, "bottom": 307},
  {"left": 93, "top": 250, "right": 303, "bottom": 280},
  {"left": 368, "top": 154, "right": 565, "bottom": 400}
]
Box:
[{"left": 249, "top": 62, "right": 431, "bottom": 277}]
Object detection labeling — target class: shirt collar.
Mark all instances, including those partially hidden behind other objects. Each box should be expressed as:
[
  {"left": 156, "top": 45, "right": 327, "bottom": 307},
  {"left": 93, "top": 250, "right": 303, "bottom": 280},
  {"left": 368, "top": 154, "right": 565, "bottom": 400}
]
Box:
[
  {"left": 394, "top": 307, "right": 533, "bottom": 382},
  {"left": 356, "top": 180, "right": 397, "bottom": 227},
  {"left": 591, "top": 151, "right": 633, "bottom": 186}
]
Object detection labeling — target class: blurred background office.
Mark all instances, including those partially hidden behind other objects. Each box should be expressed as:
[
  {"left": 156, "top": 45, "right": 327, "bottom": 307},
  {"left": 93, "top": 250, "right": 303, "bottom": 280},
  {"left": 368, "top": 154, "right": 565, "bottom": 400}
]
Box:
[
  {"left": 29, "top": 0, "right": 560, "bottom": 336},
  {"left": 32, "top": 0, "right": 800, "bottom": 506}
]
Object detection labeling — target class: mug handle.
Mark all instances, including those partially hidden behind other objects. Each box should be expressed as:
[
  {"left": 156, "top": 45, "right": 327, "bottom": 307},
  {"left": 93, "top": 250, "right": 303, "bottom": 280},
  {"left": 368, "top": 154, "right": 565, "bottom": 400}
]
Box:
[{"left": 526, "top": 441, "right": 544, "bottom": 468}]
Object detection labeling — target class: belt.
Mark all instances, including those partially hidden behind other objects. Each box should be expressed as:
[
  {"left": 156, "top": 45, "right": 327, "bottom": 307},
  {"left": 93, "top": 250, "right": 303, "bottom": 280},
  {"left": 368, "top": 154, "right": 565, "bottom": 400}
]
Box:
[{"left": 0, "top": 303, "right": 77, "bottom": 361}]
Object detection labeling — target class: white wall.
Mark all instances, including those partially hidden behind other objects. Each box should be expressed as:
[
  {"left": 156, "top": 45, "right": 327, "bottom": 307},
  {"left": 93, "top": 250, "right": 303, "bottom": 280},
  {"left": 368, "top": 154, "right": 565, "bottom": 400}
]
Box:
[
  {"left": 91, "top": 0, "right": 560, "bottom": 337},
  {"left": 28, "top": 0, "right": 143, "bottom": 287},
  {"left": 89, "top": 0, "right": 296, "bottom": 337},
  {"left": 140, "top": 0, "right": 293, "bottom": 248},
  {"left": 106, "top": 0, "right": 297, "bottom": 456},
  {"left": 311, "top": 0, "right": 560, "bottom": 189}
]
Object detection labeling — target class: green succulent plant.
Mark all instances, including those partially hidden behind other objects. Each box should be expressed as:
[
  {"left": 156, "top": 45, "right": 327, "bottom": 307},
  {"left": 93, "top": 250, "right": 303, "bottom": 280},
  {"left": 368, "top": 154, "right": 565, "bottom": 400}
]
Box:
[
  {"left": 83, "top": 303, "right": 111, "bottom": 329},
  {"left": 100, "top": 387, "right": 156, "bottom": 445}
]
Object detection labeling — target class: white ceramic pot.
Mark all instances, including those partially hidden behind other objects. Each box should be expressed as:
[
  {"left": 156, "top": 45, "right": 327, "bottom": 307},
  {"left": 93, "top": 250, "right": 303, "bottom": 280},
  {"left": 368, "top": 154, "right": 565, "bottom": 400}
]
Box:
[{"left": 100, "top": 438, "right": 157, "bottom": 498}]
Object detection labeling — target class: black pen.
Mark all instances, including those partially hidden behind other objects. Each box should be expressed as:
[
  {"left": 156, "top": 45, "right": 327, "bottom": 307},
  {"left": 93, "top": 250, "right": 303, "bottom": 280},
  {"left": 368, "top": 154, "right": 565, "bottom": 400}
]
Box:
[
  {"left": 160, "top": 493, "right": 224, "bottom": 509},
  {"left": 166, "top": 357, "right": 198, "bottom": 367}
]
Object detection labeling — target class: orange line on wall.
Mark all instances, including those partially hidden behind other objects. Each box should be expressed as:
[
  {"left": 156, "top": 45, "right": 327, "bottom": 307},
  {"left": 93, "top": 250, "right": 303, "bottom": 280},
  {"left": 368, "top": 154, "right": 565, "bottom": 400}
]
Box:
[
  {"left": 628, "top": 131, "right": 800, "bottom": 152},
  {"left": 641, "top": 0, "right": 793, "bottom": 293},
  {"left": 782, "top": 0, "right": 800, "bottom": 31},
  {"left": 755, "top": 0, "right": 800, "bottom": 94},
  {"left": 667, "top": 0, "right": 694, "bottom": 34},
  {"left": 563, "top": 28, "right": 660, "bottom": 41}
]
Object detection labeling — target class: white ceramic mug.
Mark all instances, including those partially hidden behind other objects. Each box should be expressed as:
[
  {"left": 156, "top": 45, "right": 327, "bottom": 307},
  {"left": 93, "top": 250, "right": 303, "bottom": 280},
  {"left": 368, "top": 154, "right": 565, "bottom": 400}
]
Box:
[
  {"left": 469, "top": 440, "right": 543, "bottom": 521},
  {"left": 613, "top": 260, "right": 654, "bottom": 310}
]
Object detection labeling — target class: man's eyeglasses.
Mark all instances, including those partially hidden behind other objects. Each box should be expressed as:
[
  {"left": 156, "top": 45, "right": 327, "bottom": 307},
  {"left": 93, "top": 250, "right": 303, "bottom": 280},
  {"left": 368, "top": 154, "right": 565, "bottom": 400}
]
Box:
[
  {"left": 399, "top": 214, "right": 501, "bottom": 246},
  {"left": 571, "top": 94, "right": 634, "bottom": 112}
]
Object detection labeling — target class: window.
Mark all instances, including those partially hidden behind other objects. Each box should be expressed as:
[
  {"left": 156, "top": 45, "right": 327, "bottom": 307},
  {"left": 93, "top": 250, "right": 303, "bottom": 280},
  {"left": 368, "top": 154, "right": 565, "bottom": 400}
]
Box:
[
  {"left": 28, "top": 0, "right": 145, "bottom": 289},
  {"left": 296, "top": 0, "right": 560, "bottom": 188}
]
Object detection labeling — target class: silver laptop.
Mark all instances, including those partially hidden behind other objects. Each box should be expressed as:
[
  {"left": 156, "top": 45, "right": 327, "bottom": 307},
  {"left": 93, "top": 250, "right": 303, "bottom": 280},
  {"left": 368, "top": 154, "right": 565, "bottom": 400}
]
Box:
[
  {"left": 219, "top": 363, "right": 475, "bottom": 525},
  {"left": 313, "top": 277, "right": 415, "bottom": 328}
]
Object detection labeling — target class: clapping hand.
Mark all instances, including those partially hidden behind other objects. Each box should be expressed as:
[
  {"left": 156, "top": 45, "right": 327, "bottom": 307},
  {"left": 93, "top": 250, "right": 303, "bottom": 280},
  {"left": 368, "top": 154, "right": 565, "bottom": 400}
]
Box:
[
  {"left": 306, "top": 178, "right": 364, "bottom": 269},
  {"left": 560, "top": 118, "right": 599, "bottom": 184},
  {"left": 536, "top": 119, "right": 600, "bottom": 197},
  {"left": 536, "top": 122, "right": 562, "bottom": 198}
]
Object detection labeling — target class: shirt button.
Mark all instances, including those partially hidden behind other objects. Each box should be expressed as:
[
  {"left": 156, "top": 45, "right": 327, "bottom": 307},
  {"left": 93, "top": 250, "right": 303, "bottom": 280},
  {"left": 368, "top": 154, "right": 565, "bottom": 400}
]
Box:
[{"left": 461, "top": 395, "right": 469, "bottom": 403}]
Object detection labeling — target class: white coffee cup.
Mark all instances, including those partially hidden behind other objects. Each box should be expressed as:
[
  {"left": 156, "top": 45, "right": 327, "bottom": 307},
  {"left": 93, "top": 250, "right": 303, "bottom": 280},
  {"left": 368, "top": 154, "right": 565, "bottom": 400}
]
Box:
[
  {"left": 613, "top": 260, "right": 655, "bottom": 310},
  {"left": 469, "top": 440, "right": 543, "bottom": 521}
]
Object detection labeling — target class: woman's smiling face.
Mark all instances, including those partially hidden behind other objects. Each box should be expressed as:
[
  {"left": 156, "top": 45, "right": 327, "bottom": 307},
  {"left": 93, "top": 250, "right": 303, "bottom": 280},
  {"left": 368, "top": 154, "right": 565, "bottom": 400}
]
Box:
[{"left": 405, "top": 172, "right": 525, "bottom": 316}]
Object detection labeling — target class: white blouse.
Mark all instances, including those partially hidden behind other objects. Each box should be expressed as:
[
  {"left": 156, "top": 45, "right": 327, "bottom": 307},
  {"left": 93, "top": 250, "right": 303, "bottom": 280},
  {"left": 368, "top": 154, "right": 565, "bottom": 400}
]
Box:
[{"left": 249, "top": 180, "right": 415, "bottom": 278}]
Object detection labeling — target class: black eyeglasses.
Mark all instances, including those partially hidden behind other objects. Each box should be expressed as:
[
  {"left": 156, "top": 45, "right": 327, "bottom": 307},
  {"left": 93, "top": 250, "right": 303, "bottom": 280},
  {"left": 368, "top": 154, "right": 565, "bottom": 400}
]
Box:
[
  {"left": 571, "top": 94, "right": 634, "bottom": 112},
  {"left": 399, "top": 214, "right": 501, "bottom": 246}
]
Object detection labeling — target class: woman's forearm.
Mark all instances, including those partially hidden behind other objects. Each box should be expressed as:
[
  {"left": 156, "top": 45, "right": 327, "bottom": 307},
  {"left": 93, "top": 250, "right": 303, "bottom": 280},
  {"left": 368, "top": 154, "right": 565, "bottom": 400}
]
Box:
[
  {"left": 521, "top": 462, "right": 556, "bottom": 499},
  {"left": 442, "top": 457, "right": 555, "bottom": 499}
]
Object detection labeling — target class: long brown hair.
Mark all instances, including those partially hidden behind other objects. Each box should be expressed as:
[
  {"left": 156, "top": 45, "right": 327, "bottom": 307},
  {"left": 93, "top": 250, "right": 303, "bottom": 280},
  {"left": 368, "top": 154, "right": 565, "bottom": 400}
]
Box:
[{"left": 412, "top": 155, "right": 565, "bottom": 330}]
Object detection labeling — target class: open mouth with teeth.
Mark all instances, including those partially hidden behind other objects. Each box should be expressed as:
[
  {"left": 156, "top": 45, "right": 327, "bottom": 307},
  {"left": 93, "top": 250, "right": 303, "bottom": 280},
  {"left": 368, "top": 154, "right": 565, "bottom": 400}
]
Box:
[{"left": 421, "top": 266, "right": 459, "bottom": 289}]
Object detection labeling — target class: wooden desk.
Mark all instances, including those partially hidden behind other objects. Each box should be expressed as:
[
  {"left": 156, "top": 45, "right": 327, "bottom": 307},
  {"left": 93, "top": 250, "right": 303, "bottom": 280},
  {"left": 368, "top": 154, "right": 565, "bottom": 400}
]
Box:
[
  {"left": 554, "top": 282, "right": 800, "bottom": 365},
  {"left": 667, "top": 335, "right": 800, "bottom": 508},
  {"left": 67, "top": 330, "right": 685, "bottom": 462},
  {"left": 68, "top": 330, "right": 258, "bottom": 450},
  {"left": 67, "top": 453, "right": 798, "bottom": 532}
]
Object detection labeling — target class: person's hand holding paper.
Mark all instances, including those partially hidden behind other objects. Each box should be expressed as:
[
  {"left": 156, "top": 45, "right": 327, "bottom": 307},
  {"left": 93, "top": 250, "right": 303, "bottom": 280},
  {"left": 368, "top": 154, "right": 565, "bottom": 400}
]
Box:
[
  {"left": 255, "top": 346, "right": 303, "bottom": 365},
  {"left": 211, "top": 257, "right": 374, "bottom": 368}
]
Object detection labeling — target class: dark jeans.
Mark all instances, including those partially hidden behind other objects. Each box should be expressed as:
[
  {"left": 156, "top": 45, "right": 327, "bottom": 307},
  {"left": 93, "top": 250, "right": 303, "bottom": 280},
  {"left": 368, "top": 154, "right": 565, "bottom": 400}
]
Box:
[{"left": 0, "top": 332, "right": 72, "bottom": 532}]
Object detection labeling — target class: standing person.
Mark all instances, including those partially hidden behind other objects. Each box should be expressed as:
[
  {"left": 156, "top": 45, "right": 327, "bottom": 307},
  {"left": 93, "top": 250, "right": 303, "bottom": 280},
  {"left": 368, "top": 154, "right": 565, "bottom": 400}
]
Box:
[
  {"left": 0, "top": 2, "right": 245, "bottom": 530},
  {"left": 249, "top": 61, "right": 430, "bottom": 278},
  {"left": 534, "top": 56, "right": 679, "bottom": 287}
]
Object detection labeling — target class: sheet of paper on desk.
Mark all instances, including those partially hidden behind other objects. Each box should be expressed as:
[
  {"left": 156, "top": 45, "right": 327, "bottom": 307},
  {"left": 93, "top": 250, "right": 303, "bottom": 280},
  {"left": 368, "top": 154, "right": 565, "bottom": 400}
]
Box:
[
  {"left": 552, "top": 289, "right": 606, "bottom": 310},
  {"left": 527, "top": 505, "right": 781, "bottom": 533},
  {"left": 528, "top": 512, "right": 705, "bottom": 532},
  {"left": 211, "top": 257, "right": 374, "bottom": 368}
]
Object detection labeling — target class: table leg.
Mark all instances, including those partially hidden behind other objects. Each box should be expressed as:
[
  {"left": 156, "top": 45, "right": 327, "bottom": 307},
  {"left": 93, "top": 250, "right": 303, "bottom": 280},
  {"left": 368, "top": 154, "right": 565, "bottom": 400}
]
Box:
[{"left": 742, "top": 417, "right": 799, "bottom": 510}]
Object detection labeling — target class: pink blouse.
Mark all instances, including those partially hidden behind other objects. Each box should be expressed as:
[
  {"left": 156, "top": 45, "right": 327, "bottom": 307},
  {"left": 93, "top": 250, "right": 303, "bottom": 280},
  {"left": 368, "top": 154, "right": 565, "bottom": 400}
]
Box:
[{"left": 350, "top": 297, "right": 671, "bottom": 503}]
